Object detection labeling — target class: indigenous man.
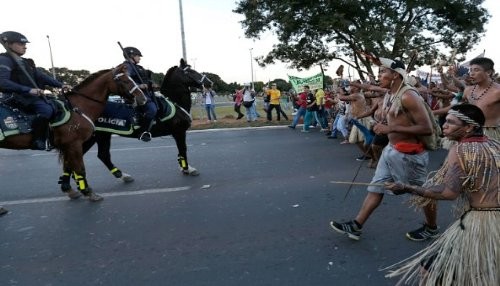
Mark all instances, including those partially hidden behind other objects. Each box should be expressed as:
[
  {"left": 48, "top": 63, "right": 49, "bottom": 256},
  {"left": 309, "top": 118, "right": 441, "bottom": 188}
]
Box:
[
  {"left": 463, "top": 57, "right": 500, "bottom": 140},
  {"left": 385, "top": 104, "right": 500, "bottom": 286},
  {"left": 419, "top": 57, "right": 500, "bottom": 243},
  {"left": 330, "top": 57, "right": 434, "bottom": 240},
  {"left": 338, "top": 81, "right": 374, "bottom": 161}
]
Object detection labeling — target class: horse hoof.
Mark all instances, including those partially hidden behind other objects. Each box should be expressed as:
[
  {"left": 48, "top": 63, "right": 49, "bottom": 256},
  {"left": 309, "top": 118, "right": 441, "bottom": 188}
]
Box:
[
  {"left": 67, "top": 189, "right": 82, "bottom": 200},
  {"left": 86, "top": 192, "right": 104, "bottom": 202},
  {"left": 121, "top": 173, "right": 135, "bottom": 183},
  {"left": 182, "top": 166, "right": 199, "bottom": 176}
]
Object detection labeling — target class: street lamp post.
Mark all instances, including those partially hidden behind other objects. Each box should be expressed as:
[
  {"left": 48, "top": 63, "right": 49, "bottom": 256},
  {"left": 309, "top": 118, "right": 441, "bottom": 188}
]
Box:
[
  {"left": 46, "top": 35, "right": 56, "bottom": 80},
  {"left": 178, "top": 0, "right": 187, "bottom": 60},
  {"left": 249, "top": 48, "right": 254, "bottom": 90}
]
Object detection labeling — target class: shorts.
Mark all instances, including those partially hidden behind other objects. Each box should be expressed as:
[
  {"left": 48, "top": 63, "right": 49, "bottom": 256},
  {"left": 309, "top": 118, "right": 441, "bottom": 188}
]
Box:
[{"left": 367, "top": 144, "right": 428, "bottom": 194}]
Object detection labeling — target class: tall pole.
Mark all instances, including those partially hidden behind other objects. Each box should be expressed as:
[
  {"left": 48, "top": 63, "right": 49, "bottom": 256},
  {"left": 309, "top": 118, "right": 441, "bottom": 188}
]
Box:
[
  {"left": 249, "top": 48, "right": 254, "bottom": 90},
  {"left": 178, "top": 0, "right": 187, "bottom": 60},
  {"left": 46, "top": 35, "right": 56, "bottom": 79}
]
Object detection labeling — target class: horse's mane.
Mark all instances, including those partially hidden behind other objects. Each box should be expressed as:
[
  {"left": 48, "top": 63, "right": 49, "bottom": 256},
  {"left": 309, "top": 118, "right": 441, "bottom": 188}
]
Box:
[
  {"left": 74, "top": 69, "right": 111, "bottom": 90},
  {"left": 163, "top": 66, "right": 178, "bottom": 83}
]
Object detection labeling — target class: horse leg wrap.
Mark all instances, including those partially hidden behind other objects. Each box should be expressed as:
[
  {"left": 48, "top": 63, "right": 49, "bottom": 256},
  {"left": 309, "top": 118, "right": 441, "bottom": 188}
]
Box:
[
  {"left": 111, "top": 168, "right": 123, "bottom": 178},
  {"left": 58, "top": 172, "right": 72, "bottom": 192},
  {"left": 73, "top": 172, "right": 90, "bottom": 195},
  {"left": 178, "top": 156, "right": 188, "bottom": 170}
]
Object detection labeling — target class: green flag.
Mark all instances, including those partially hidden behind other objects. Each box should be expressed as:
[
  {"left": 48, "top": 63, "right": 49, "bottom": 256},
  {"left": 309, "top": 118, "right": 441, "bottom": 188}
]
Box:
[{"left": 288, "top": 73, "right": 323, "bottom": 92}]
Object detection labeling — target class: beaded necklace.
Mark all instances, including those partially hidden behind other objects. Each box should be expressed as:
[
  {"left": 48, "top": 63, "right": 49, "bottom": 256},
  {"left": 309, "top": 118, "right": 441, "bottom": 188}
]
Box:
[{"left": 470, "top": 80, "right": 493, "bottom": 101}]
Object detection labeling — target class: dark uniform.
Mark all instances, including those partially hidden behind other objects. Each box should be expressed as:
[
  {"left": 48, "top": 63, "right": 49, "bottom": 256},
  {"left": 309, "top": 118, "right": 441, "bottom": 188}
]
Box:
[
  {"left": 122, "top": 47, "right": 158, "bottom": 142},
  {"left": 0, "top": 31, "right": 65, "bottom": 150}
]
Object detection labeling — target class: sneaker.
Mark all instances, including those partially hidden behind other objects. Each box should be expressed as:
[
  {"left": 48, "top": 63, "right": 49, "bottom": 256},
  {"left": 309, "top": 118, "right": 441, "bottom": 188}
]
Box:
[
  {"left": 0, "top": 207, "right": 8, "bottom": 216},
  {"left": 406, "top": 224, "right": 440, "bottom": 241},
  {"left": 301, "top": 129, "right": 309, "bottom": 133},
  {"left": 330, "top": 220, "right": 362, "bottom": 240},
  {"left": 356, "top": 155, "right": 372, "bottom": 161},
  {"left": 288, "top": 125, "right": 295, "bottom": 129},
  {"left": 320, "top": 128, "right": 329, "bottom": 132}
]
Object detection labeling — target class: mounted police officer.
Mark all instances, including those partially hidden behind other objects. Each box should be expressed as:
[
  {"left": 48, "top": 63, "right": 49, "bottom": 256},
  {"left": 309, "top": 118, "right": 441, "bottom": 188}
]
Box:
[
  {"left": 0, "top": 31, "right": 69, "bottom": 150},
  {"left": 122, "top": 46, "right": 158, "bottom": 142}
]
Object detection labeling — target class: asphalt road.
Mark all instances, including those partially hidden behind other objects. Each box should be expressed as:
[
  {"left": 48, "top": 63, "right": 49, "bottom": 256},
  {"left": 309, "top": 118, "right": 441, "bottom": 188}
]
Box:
[{"left": 0, "top": 127, "right": 451, "bottom": 286}]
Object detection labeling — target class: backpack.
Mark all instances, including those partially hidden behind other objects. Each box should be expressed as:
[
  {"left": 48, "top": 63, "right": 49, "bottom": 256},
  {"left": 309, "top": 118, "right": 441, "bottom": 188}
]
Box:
[{"left": 395, "top": 85, "right": 442, "bottom": 151}]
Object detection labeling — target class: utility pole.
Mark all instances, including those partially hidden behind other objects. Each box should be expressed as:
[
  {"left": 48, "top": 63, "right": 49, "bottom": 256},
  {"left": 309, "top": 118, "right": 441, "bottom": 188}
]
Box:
[
  {"left": 178, "top": 0, "right": 187, "bottom": 60},
  {"left": 249, "top": 48, "right": 254, "bottom": 90},
  {"left": 46, "top": 35, "right": 56, "bottom": 79}
]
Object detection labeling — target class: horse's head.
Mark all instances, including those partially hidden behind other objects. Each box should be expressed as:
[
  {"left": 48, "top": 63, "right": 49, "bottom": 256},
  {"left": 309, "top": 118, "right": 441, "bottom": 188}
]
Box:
[
  {"left": 160, "top": 59, "right": 212, "bottom": 112},
  {"left": 178, "top": 58, "right": 212, "bottom": 89},
  {"left": 111, "top": 63, "right": 147, "bottom": 105}
]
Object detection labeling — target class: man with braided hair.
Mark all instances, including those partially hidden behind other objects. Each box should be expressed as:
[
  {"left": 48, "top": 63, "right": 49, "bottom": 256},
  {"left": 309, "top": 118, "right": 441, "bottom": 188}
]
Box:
[
  {"left": 385, "top": 103, "right": 500, "bottom": 286},
  {"left": 413, "top": 57, "right": 500, "bottom": 242}
]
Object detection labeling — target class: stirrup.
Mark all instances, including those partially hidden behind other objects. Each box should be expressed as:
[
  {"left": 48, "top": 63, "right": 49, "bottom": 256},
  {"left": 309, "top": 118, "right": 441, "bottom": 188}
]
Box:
[{"left": 139, "top": 131, "right": 152, "bottom": 142}]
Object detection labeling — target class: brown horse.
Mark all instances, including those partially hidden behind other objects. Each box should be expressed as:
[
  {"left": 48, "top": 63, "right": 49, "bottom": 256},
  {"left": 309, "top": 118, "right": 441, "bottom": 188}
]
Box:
[{"left": 0, "top": 63, "right": 146, "bottom": 201}]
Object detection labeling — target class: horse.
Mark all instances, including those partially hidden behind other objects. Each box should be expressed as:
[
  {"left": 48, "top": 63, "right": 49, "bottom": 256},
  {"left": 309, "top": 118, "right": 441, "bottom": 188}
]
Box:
[
  {"left": 57, "top": 59, "right": 212, "bottom": 195},
  {"left": 0, "top": 63, "right": 146, "bottom": 201}
]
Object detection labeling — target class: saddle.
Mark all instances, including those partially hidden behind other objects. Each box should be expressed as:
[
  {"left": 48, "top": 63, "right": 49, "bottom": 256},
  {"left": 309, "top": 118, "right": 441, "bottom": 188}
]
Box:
[
  {"left": 95, "top": 96, "right": 176, "bottom": 135},
  {"left": 0, "top": 94, "right": 70, "bottom": 142}
]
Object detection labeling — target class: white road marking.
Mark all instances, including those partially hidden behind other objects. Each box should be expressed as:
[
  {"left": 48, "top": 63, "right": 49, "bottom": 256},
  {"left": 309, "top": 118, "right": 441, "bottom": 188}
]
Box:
[
  {"left": 0, "top": 186, "right": 191, "bottom": 206},
  {"left": 31, "top": 144, "right": 193, "bottom": 156}
]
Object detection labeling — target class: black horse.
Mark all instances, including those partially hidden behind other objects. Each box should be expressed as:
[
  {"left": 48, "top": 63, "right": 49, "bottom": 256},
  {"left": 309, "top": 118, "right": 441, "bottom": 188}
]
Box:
[{"left": 58, "top": 59, "right": 211, "bottom": 194}]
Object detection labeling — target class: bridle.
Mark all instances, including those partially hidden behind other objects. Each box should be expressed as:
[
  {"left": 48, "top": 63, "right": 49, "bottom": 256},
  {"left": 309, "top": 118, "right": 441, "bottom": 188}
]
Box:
[
  {"left": 181, "top": 65, "right": 212, "bottom": 86},
  {"left": 111, "top": 68, "right": 144, "bottom": 102}
]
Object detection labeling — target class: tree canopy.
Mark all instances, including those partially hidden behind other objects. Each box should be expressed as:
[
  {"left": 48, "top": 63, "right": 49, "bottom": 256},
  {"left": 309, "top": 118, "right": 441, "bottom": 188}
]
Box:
[{"left": 234, "top": 0, "right": 490, "bottom": 79}]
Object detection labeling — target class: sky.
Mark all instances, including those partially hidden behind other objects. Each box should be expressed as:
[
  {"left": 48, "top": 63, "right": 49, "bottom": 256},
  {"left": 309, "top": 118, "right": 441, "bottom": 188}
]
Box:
[{"left": 2, "top": 0, "right": 499, "bottom": 84}]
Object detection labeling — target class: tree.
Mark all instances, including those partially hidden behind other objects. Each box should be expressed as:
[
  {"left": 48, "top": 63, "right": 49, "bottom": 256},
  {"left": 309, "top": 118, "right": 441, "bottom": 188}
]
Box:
[{"left": 234, "top": 0, "right": 490, "bottom": 80}]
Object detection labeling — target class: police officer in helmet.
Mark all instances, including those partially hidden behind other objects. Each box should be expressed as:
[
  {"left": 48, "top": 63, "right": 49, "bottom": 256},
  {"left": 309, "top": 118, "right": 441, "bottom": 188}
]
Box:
[
  {"left": 0, "top": 31, "right": 70, "bottom": 150},
  {"left": 122, "top": 46, "right": 158, "bottom": 142}
]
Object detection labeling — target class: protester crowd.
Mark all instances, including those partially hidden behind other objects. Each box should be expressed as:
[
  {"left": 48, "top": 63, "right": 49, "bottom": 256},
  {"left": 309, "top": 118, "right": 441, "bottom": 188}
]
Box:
[{"left": 2, "top": 29, "right": 500, "bottom": 285}]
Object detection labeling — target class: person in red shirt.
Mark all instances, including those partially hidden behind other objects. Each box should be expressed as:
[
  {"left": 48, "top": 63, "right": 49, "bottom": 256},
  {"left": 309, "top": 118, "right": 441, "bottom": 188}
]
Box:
[
  {"left": 233, "top": 88, "right": 244, "bottom": 120},
  {"left": 288, "top": 85, "right": 309, "bottom": 129}
]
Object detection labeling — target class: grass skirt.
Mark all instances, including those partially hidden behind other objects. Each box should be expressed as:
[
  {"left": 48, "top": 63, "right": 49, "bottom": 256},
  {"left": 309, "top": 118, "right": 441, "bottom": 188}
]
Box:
[
  {"left": 385, "top": 209, "right": 500, "bottom": 286},
  {"left": 483, "top": 126, "right": 500, "bottom": 141}
]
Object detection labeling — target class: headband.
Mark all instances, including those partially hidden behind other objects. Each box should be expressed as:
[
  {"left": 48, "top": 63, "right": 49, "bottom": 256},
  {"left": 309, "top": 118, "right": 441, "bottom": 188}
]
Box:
[{"left": 448, "top": 109, "right": 480, "bottom": 127}]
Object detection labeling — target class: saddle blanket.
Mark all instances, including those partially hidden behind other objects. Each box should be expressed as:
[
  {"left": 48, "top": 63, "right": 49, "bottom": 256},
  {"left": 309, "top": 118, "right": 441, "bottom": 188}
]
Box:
[
  {"left": 0, "top": 97, "right": 70, "bottom": 142},
  {"left": 95, "top": 96, "right": 176, "bottom": 135}
]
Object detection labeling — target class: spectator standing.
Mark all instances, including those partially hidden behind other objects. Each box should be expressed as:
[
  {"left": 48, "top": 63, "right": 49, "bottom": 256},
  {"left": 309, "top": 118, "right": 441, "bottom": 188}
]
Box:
[
  {"left": 233, "top": 88, "right": 244, "bottom": 120},
  {"left": 241, "top": 83, "right": 257, "bottom": 122},
  {"left": 202, "top": 83, "right": 217, "bottom": 123}
]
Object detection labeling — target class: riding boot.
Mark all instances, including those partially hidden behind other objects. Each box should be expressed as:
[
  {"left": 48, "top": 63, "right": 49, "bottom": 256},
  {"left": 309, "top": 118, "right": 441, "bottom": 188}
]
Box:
[{"left": 31, "top": 117, "right": 49, "bottom": 150}]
